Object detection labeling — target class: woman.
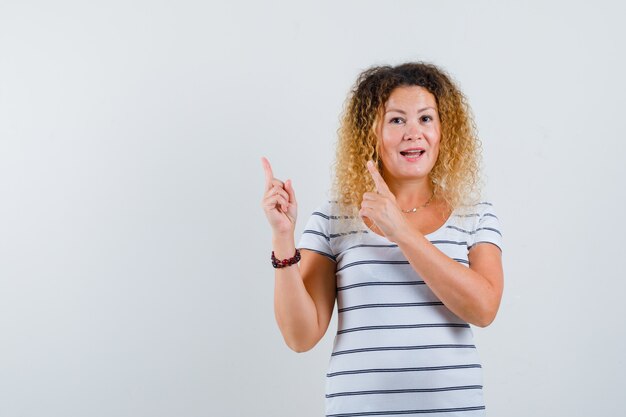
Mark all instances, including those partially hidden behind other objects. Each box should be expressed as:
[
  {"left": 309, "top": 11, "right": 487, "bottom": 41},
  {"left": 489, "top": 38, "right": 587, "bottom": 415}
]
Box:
[{"left": 261, "top": 62, "right": 503, "bottom": 416}]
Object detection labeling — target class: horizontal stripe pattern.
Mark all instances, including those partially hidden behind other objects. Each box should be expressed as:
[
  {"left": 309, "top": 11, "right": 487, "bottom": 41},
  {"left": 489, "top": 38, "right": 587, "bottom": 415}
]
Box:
[
  {"left": 337, "top": 260, "right": 410, "bottom": 272},
  {"left": 337, "top": 281, "right": 426, "bottom": 291},
  {"left": 339, "top": 301, "right": 444, "bottom": 313},
  {"left": 337, "top": 323, "right": 470, "bottom": 335},
  {"left": 327, "top": 405, "right": 486, "bottom": 416},
  {"left": 332, "top": 344, "right": 476, "bottom": 357},
  {"left": 446, "top": 225, "right": 502, "bottom": 236},
  {"left": 331, "top": 230, "right": 370, "bottom": 239},
  {"left": 297, "top": 200, "right": 502, "bottom": 417},
  {"left": 327, "top": 384, "right": 483, "bottom": 398},
  {"left": 430, "top": 240, "right": 468, "bottom": 246},
  {"left": 300, "top": 247, "right": 337, "bottom": 261},
  {"left": 327, "top": 364, "right": 482, "bottom": 378},
  {"left": 302, "top": 229, "right": 329, "bottom": 241}
]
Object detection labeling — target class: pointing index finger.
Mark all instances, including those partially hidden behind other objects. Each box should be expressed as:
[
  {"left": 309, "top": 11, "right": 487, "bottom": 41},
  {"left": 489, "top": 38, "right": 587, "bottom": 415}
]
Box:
[
  {"left": 261, "top": 157, "right": 274, "bottom": 191},
  {"left": 366, "top": 160, "right": 391, "bottom": 196}
]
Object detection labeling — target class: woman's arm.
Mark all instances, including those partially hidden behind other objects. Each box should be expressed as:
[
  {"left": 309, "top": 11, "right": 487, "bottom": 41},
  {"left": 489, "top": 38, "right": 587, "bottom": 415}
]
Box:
[
  {"left": 394, "top": 230, "right": 503, "bottom": 327},
  {"left": 272, "top": 238, "right": 336, "bottom": 352},
  {"left": 261, "top": 157, "right": 336, "bottom": 352},
  {"left": 360, "top": 161, "right": 504, "bottom": 327}
]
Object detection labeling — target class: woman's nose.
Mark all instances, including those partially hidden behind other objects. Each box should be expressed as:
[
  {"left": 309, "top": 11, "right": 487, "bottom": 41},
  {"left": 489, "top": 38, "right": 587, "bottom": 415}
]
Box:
[{"left": 403, "top": 121, "right": 421, "bottom": 140}]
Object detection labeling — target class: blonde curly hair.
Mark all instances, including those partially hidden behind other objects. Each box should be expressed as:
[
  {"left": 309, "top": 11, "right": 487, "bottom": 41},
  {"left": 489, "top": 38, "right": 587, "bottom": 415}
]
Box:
[{"left": 332, "top": 62, "right": 482, "bottom": 216}]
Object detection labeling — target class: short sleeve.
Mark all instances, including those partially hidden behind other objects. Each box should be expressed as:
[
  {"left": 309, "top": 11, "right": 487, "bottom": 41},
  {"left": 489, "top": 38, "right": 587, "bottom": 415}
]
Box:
[
  {"left": 297, "top": 203, "right": 337, "bottom": 262},
  {"left": 469, "top": 202, "right": 503, "bottom": 252}
]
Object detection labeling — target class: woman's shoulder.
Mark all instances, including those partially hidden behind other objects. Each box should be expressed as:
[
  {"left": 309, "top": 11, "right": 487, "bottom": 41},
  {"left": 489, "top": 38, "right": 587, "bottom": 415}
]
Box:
[
  {"left": 308, "top": 200, "right": 354, "bottom": 219},
  {"left": 457, "top": 200, "right": 503, "bottom": 249},
  {"left": 302, "top": 200, "right": 363, "bottom": 240},
  {"left": 454, "top": 200, "right": 498, "bottom": 216},
  {"left": 474, "top": 201, "right": 500, "bottom": 220},
  {"left": 448, "top": 200, "right": 500, "bottom": 231}
]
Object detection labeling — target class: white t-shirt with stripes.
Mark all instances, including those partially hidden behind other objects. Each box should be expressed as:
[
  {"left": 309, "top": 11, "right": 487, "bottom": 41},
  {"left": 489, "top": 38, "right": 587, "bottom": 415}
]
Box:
[{"left": 297, "top": 201, "right": 503, "bottom": 417}]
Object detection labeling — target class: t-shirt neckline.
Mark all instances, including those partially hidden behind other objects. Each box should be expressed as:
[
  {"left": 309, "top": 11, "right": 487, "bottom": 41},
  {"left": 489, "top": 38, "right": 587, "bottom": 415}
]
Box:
[{"left": 360, "top": 209, "right": 456, "bottom": 242}]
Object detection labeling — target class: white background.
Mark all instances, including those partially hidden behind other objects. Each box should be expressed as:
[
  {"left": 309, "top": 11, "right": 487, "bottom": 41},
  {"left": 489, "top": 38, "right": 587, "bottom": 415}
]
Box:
[{"left": 1, "top": 1, "right": 625, "bottom": 416}]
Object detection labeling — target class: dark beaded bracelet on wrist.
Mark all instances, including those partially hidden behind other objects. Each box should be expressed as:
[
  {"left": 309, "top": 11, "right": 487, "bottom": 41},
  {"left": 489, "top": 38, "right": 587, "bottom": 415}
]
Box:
[{"left": 271, "top": 249, "right": 301, "bottom": 268}]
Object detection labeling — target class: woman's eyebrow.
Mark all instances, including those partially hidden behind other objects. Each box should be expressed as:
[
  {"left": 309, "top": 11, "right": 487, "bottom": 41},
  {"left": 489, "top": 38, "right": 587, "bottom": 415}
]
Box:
[{"left": 385, "top": 106, "right": 436, "bottom": 114}]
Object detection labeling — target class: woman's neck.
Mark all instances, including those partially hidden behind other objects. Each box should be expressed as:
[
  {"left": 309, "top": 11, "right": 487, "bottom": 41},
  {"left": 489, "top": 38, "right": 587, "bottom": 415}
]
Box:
[{"left": 383, "top": 175, "right": 434, "bottom": 211}]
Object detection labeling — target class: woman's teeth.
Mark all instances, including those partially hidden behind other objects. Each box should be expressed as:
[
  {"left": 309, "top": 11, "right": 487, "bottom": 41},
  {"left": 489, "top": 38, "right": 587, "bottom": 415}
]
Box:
[{"left": 400, "top": 150, "right": 425, "bottom": 156}]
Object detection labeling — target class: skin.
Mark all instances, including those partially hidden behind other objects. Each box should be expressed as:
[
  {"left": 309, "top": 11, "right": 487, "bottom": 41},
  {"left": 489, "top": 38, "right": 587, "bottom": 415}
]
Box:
[
  {"left": 261, "top": 157, "right": 335, "bottom": 352},
  {"left": 361, "top": 86, "right": 503, "bottom": 327},
  {"left": 363, "top": 85, "right": 444, "bottom": 236},
  {"left": 261, "top": 86, "right": 504, "bottom": 352}
]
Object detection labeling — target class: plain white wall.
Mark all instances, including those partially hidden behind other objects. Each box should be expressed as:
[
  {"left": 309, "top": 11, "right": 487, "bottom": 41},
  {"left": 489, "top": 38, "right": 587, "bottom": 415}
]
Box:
[{"left": 1, "top": 1, "right": 625, "bottom": 416}]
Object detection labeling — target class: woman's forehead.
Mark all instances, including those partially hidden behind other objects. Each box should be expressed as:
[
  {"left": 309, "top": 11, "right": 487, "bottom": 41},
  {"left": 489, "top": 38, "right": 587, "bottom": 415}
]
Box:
[{"left": 385, "top": 85, "right": 437, "bottom": 109}]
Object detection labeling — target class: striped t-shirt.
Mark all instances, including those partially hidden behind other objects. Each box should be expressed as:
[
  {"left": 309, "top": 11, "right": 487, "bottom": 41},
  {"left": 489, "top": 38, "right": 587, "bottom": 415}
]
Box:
[{"left": 297, "top": 201, "right": 503, "bottom": 417}]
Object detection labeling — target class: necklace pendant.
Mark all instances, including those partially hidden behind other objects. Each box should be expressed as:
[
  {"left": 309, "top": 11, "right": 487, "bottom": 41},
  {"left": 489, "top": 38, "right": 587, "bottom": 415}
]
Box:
[{"left": 400, "top": 192, "right": 434, "bottom": 214}]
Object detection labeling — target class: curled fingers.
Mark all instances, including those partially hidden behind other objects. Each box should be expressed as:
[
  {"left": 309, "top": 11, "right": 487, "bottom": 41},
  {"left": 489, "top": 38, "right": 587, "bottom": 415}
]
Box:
[
  {"left": 274, "top": 194, "right": 291, "bottom": 213},
  {"left": 264, "top": 188, "right": 290, "bottom": 213},
  {"left": 269, "top": 185, "right": 289, "bottom": 202}
]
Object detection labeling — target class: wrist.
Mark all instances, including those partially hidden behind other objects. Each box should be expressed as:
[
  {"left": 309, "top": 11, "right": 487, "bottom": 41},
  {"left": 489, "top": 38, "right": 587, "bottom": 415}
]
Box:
[
  {"left": 394, "top": 222, "right": 422, "bottom": 246},
  {"left": 272, "top": 226, "right": 295, "bottom": 240},
  {"left": 271, "top": 248, "right": 301, "bottom": 268},
  {"left": 272, "top": 235, "right": 296, "bottom": 259}
]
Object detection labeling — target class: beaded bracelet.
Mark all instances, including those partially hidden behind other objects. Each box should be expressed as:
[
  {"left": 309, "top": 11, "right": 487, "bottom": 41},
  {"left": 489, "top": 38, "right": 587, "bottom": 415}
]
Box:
[{"left": 271, "top": 249, "right": 301, "bottom": 268}]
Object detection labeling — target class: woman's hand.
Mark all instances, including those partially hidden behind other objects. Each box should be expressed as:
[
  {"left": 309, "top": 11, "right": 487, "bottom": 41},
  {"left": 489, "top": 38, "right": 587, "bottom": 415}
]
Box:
[
  {"left": 359, "top": 160, "right": 408, "bottom": 243},
  {"left": 261, "top": 157, "right": 298, "bottom": 236}
]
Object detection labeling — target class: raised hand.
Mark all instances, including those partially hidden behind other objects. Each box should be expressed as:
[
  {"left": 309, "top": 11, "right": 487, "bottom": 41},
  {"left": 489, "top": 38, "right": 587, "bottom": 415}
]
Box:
[
  {"left": 359, "top": 161, "right": 407, "bottom": 242},
  {"left": 261, "top": 157, "right": 298, "bottom": 236}
]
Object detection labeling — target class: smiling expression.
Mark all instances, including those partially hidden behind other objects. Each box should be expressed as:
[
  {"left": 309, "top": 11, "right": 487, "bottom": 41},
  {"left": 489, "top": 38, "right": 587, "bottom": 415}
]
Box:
[{"left": 377, "top": 85, "right": 441, "bottom": 182}]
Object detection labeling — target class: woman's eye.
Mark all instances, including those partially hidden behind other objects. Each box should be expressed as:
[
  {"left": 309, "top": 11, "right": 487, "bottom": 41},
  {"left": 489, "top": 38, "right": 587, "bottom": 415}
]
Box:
[
  {"left": 390, "top": 117, "right": 404, "bottom": 124},
  {"left": 421, "top": 115, "right": 433, "bottom": 122}
]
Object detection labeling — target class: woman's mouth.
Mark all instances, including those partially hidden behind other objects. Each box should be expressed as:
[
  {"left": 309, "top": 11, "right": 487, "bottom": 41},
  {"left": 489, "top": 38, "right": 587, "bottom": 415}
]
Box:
[{"left": 400, "top": 149, "right": 425, "bottom": 161}]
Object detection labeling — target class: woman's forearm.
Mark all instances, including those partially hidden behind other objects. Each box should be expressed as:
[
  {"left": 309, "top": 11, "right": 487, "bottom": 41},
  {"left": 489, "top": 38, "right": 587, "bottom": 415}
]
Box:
[
  {"left": 395, "top": 226, "right": 501, "bottom": 327},
  {"left": 272, "top": 235, "right": 322, "bottom": 352}
]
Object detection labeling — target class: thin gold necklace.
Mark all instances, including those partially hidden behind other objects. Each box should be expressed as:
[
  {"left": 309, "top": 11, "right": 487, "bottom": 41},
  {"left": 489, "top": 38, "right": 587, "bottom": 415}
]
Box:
[{"left": 401, "top": 192, "right": 434, "bottom": 213}]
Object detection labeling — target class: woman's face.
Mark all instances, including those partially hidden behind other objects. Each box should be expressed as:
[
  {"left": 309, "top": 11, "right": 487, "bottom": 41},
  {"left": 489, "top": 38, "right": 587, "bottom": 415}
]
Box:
[{"left": 377, "top": 85, "right": 441, "bottom": 182}]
